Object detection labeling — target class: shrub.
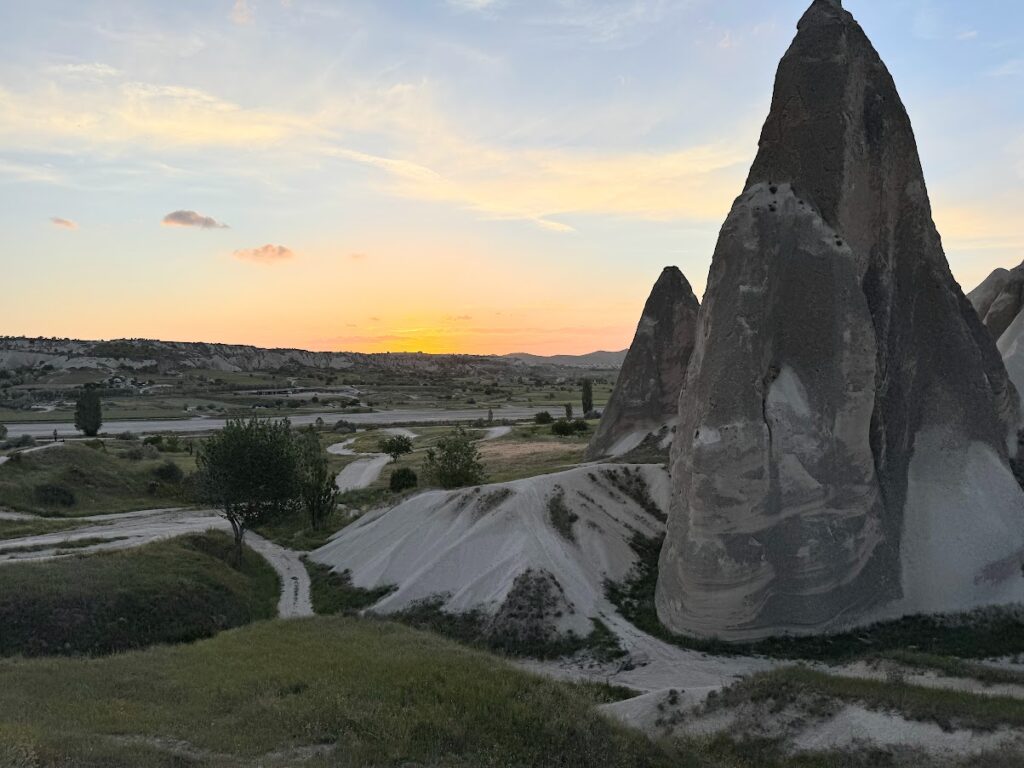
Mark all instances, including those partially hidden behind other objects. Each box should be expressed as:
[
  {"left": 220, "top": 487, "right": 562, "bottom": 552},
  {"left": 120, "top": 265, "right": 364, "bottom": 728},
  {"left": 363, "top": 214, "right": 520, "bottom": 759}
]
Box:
[
  {"left": 123, "top": 444, "right": 160, "bottom": 461},
  {"left": 390, "top": 467, "right": 418, "bottom": 492},
  {"left": 551, "top": 419, "right": 576, "bottom": 437},
  {"left": 572, "top": 419, "right": 589, "bottom": 433},
  {"left": 423, "top": 428, "right": 486, "bottom": 490},
  {"left": 33, "top": 484, "right": 76, "bottom": 507},
  {"left": 116, "top": 432, "right": 137, "bottom": 441},
  {"left": 1, "top": 435, "right": 34, "bottom": 451},
  {"left": 534, "top": 411, "right": 554, "bottom": 425},
  {"left": 0, "top": 423, "right": 7, "bottom": 441},
  {"left": 333, "top": 420, "right": 357, "bottom": 434},
  {"left": 152, "top": 460, "right": 184, "bottom": 484},
  {"left": 143, "top": 435, "right": 163, "bottom": 447}
]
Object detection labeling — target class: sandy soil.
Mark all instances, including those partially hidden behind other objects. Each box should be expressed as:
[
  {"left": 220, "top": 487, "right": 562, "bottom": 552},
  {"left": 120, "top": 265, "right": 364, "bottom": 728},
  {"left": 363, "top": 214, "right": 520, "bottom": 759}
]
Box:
[{"left": 821, "top": 660, "right": 1024, "bottom": 700}]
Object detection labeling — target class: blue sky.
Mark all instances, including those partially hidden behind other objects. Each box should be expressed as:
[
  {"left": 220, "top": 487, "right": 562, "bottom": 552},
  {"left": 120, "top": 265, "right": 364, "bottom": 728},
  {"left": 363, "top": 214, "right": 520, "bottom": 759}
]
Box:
[{"left": 0, "top": 0, "right": 1021, "bottom": 353}]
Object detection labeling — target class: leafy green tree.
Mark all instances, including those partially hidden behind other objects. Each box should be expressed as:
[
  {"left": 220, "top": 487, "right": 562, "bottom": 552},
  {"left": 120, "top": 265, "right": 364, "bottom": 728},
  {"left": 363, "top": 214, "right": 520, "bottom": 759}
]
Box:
[
  {"left": 564, "top": 403, "right": 573, "bottom": 420},
  {"left": 74, "top": 388, "right": 103, "bottom": 437},
  {"left": 423, "top": 428, "right": 485, "bottom": 489},
  {"left": 581, "top": 379, "right": 593, "bottom": 415},
  {"left": 0, "top": 423, "right": 6, "bottom": 442},
  {"left": 196, "top": 417, "right": 298, "bottom": 562},
  {"left": 380, "top": 434, "right": 414, "bottom": 463},
  {"left": 297, "top": 427, "right": 337, "bottom": 531},
  {"left": 534, "top": 411, "right": 554, "bottom": 425}
]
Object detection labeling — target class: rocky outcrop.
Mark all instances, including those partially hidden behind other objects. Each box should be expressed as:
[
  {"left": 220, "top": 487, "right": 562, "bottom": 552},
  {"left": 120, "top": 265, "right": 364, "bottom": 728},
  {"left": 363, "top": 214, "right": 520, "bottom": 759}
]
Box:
[
  {"left": 969, "top": 262, "right": 1024, "bottom": 341},
  {"left": 656, "top": 0, "right": 1024, "bottom": 642},
  {"left": 586, "top": 267, "right": 699, "bottom": 459}
]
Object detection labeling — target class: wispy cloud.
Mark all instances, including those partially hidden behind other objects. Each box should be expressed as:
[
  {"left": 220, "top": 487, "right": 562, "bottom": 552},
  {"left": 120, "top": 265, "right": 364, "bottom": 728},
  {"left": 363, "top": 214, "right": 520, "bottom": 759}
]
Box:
[
  {"left": 447, "top": 0, "right": 501, "bottom": 11},
  {"left": 988, "top": 59, "right": 1024, "bottom": 77},
  {"left": 233, "top": 244, "right": 295, "bottom": 263},
  {"left": 1, "top": 62, "right": 751, "bottom": 231},
  {"left": 46, "top": 62, "right": 120, "bottom": 78},
  {"left": 162, "top": 210, "right": 229, "bottom": 229},
  {"left": 50, "top": 217, "right": 77, "bottom": 230},
  {"left": 0, "top": 81, "right": 316, "bottom": 149}
]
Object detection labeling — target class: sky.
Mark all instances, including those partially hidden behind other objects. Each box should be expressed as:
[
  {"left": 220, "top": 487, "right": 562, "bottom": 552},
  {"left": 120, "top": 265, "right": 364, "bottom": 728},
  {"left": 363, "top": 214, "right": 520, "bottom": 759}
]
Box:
[{"left": 1, "top": 0, "right": 1022, "bottom": 355}]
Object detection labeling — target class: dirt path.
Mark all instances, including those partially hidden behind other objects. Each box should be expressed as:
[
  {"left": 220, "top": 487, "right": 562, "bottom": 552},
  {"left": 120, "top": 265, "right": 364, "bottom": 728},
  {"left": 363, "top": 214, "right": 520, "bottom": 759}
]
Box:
[
  {"left": 246, "top": 533, "right": 313, "bottom": 618},
  {"left": 332, "top": 428, "right": 418, "bottom": 493},
  {"left": 0, "top": 507, "right": 312, "bottom": 620}
]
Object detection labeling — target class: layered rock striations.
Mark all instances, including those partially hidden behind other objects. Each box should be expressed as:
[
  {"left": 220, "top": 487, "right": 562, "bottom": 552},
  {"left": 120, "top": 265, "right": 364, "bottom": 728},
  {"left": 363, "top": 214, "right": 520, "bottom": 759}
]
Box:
[
  {"left": 656, "top": 0, "right": 1024, "bottom": 642},
  {"left": 586, "top": 267, "right": 699, "bottom": 459}
]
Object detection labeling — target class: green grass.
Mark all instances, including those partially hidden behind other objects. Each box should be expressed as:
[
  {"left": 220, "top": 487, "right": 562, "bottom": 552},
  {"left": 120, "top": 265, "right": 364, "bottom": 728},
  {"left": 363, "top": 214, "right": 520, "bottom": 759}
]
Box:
[
  {"left": 678, "top": 733, "right": 1023, "bottom": 768},
  {"left": 0, "top": 442, "right": 192, "bottom": 517},
  {"left": 0, "top": 531, "right": 278, "bottom": 657},
  {"left": 0, "top": 517, "right": 79, "bottom": 540},
  {"left": 254, "top": 507, "right": 358, "bottom": 551},
  {"left": 389, "top": 596, "right": 625, "bottom": 662},
  {"left": 607, "top": 532, "right": 1024, "bottom": 662},
  {"left": 0, "top": 616, "right": 676, "bottom": 767},
  {"left": 876, "top": 650, "right": 1024, "bottom": 687},
  {"left": 305, "top": 560, "right": 397, "bottom": 615},
  {"left": 708, "top": 666, "right": 1024, "bottom": 732}
]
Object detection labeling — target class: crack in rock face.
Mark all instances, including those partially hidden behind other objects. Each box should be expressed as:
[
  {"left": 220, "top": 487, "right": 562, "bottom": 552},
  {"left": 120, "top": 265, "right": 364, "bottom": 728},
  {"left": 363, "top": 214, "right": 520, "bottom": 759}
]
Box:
[
  {"left": 655, "top": 0, "right": 1024, "bottom": 642},
  {"left": 587, "top": 267, "right": 699, "bottom": 460}
]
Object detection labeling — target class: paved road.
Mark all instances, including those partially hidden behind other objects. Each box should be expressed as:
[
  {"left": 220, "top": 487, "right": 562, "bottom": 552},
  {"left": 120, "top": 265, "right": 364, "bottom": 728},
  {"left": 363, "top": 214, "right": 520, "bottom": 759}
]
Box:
[
  {"left": 5, "top": 406, "right": 553, "bottom": 439},
  {"left": 0, "top": 507, "right": 312, "bottom": 619}
]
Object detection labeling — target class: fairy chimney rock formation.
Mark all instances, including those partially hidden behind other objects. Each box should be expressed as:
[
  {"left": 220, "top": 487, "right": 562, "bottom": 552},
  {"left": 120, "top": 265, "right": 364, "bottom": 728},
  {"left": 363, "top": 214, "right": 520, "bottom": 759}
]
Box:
[
  {"left": 969, "top": 261, "right": 1024, "bottom": 341},
  {"left": 655, "top": 0, "right": 1024, "bottom": 642},
  {"left": 586, "top": 267, "right": 699, "bottom": 459}
]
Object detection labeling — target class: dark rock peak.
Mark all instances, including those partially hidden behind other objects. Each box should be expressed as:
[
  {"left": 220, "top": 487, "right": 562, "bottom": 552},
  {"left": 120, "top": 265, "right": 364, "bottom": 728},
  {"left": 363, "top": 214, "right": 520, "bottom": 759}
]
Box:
[
  {"left": 586, "top": 266, "right": 699, "bottom": 459},
  {"left": 656, "top": 0, "right": 1024, "bottom": 642}
]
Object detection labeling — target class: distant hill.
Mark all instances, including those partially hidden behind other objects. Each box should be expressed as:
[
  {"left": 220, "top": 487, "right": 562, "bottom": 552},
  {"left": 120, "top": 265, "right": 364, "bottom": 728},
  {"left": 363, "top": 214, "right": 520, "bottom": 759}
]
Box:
[
  {"left": 503, "top": 350, "right": 627, "bottom": 369},
  {"left": 0, "top": 337, "right": 626, "bottom": 377}
]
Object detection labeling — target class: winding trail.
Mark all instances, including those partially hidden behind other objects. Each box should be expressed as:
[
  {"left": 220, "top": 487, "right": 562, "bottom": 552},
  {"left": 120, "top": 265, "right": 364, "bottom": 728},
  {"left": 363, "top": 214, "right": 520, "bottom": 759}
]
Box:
[
  {"left": 330, "top": 428, "right": 419, "bottom": 493},
  {"left": 0, "top": 507, "right": 312, "bottom": 619}
]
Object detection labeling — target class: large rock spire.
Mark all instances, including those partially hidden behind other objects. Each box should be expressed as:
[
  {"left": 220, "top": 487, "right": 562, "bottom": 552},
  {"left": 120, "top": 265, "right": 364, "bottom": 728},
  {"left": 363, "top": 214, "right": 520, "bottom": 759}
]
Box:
[
  {"left": 656, "top": 0, "right": 1024, "bottom": 641},
  {"left": 586, "top": 267, "right": 699, "bottom": 459}
]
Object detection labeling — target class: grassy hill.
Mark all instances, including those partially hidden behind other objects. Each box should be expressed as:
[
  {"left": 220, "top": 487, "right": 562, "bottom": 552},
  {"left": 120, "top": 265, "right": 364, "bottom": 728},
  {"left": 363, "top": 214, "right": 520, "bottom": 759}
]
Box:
[
  {"left": 0, "top": 532, "right": 278, "bottom": 657},
  {"left": 0, "top": 441, "right": 192, "bottom": 517},
  {"left": 0, "top": 616, "right": 676, "bottom": 767}
]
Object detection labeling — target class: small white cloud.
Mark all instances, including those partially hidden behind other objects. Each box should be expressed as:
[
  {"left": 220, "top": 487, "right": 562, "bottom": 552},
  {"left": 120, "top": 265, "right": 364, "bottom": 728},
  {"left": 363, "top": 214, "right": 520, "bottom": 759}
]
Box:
[
  {"left": 50, "top": 217, "right": 77, "bottom": 230},
  {"left": 233, "top": 244, "right": 295, "bottom": 263},
  {"left": 231, "top": 0, "right": 254, "bottom": 25},
  {"left": 162, "top": 210, "right": 229, "bottom": 229},
  {"left": 957, "top": 30, "right": 979, "bottom": 41},
  {"left": 447, "top": 0, "right": 500, "bottom": 11},
  {"left": 47, "top": 62, "right": 121, "bottom": 78}
]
